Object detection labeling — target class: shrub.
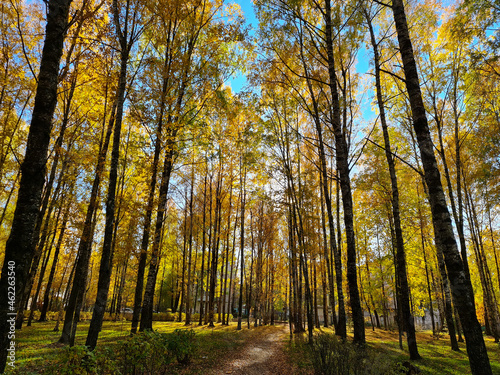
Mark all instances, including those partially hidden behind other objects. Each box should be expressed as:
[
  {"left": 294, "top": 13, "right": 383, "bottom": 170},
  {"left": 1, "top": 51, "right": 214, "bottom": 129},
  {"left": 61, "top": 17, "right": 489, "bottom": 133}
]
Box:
[
  {"left": 166, "top": 312, "right": 175, "bottom": 321},
  {"left": 152, "top": 312, "right": 169, "bottom": 321},
  {"left": 167, "top": 329, "right": 197, "bottom": 365},
  {"left": 79, "top": 311, "right": 93, "bottom": 321},
  {"left": 45, "top": 345, "right": 98, "bottom": 375},
  {"left": 94, "top": 346, "right": 120, "bottom": 374},
  {"left": 43, "top": 330, "right": 178, "bottom": 375},
  {"left": 119, "top": 330, "right": 173, "bottom": 374},
  {"left": 163, "top": 311, "right": 186, "bottom": 321},
  {"left": 309, "top": 333, "right": 404, "bottom": 375}
]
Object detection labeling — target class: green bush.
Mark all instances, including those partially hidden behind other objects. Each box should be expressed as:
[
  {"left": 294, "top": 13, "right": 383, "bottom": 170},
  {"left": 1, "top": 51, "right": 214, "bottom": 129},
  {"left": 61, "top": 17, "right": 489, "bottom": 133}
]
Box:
[
  {"left": 165, "top": 312, "right": 175, "bottom": 321},
  {"left": 119, "top": 330, "right": 173, "bottom": 374},
  {"left": 79, "top": 311, "right": 93, "bottom": 321},
  {"left": 44, "top": 331, "right": 175, "bottom": 375},
  {"left": 94, "top": 346, "right": 121, "bottom": 374},
  {"left": 152, "top": 312, "right": 168, "bottom": 321},
  {"left": 160, "top": 311, "right": 185, "bottom": 321},
  {"left": 167, "top": 329, "right": 197, "bottom": 365},
  {"left": 309, "top": 333, "right": 404, "bottom": 375},
  {"left": 45, "top": 346, "right": 98, "bottom": 375}
]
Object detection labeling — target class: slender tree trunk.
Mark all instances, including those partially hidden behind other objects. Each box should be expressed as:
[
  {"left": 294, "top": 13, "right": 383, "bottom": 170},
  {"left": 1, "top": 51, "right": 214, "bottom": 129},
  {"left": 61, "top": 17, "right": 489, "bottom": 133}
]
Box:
[
  {"left": 237, "top": 161, "right": 246, "bottom": 330},
  {"left": 14, "top": 20, "right": 80, "bottom": 332},
  {"left": 199, "top": 171, "right": 208, "bottom": 325},
  {"left": 140, "top": 23, "right": 195, "bottom": 328},
  {"left": 248, "top": 213, "right": 255, "bottom": 330},
  {"left": 208, "top": 169, "right": 222, "bottom": 327},
  {"left": 185, "top": 166, "right": 195, "bottom": 325},
  {"left": 391, "top": 0, "right": 491, "bottom": 371},
  {"left": 421, "top": 221, "right": 436, "bottom": 335},
  {"left": 204, "top": 173, "right": 213, "bottom": 325},
  {"left": 130, "top": 41, "right": 172, "bottom": 334},
  {"left": 221, "top": 179, "right": 233, "bottom": 325},
  {"left": 365, "top": 8, "right": 419, "bottom": 358},
  {"left": 27, "top": 202, "right": 63, "bottom": 326},
  {"left": 320, "top": 199, "right": 330, "bottom": 328},
  {"left": 299, "top": 29, "right": 344, "bottom": 337},
  {"left": 313, "top": 260, "right": 320, "bottom": 328},
  {"left": 487, "top": 207, "right": 500, "bottom": 294},
  {"left": 178, "top": 191, "right": 188, "bottom": 322},
  {"left": 39, "top": 197, "right": 71, "bottom": 321},
  {"left": 324, "top": 0, "right": 364, "bottom": 344},
  {"left": 59, "top": 79, "right": 116, "bottom": 346},
  {"left": 435, "top": 242, "right": 459, "bottom": 350},
  {"left": 85, "top": 13, "right": 131, "bottom": 347},
  {"left": 465, "top": 187, "right": 500, "bottom": 342},
  {"left": 0, "top": 0, "right": 80, "bottom": 350}
]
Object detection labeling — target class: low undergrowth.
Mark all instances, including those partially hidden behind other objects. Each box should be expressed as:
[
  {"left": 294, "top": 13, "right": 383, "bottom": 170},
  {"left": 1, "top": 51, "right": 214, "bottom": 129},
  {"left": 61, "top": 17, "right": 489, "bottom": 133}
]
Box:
[
  {"left": 286, "top": 327, "right": 500, "bottom": 375},
  {"left": 308, "top": 333, "right": 409, "bottom": 375},
  {"left": 5, "top": 321, "right": 254, "bottom": 375},
  {"left": 31, "top": 329, "right": 195, "bottom": 375},
  {"left": 7, "top": 322, "right": 500, "bottom": 375}
]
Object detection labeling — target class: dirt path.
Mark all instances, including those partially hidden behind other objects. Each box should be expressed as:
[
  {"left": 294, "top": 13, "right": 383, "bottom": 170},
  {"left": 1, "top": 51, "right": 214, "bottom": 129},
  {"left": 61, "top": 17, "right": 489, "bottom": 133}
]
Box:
[{"left": 209, "top": 324, "right": 300, "bottom": 375}]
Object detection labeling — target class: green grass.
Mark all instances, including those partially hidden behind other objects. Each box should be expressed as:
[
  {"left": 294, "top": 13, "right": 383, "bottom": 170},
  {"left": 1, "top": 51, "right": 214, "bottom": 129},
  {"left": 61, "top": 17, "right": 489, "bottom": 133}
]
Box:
[
  {"left": 7, "top": 320, "right": 131, "bottom": 374},
  {"left": 6, "top": 319, "right": 270, "bottom": 374},
  {"left": 286, "top": 326, "right": 500, "bottom": 374},
  {"left": 365, "top": 329, "right": 500, "bottom": 375}
]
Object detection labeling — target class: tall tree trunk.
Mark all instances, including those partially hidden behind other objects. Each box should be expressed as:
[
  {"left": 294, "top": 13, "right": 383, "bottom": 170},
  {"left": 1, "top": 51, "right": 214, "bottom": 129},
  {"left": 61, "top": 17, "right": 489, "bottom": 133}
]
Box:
[
  {"left": 39, "top": 196, "right": 71, "bottom": 322},
  {"left": 421, "top": 218, "right": 436, "bottom": 335},
  {"left": 487, "top": 207, "right": 500, "bottom": 294},
  {"left": 391, "top": 0, "right": 491, "bottom": 372},
  {"left": 85, "top": 3, "right": 132, "bottom": 346},
  {"left": 221, "top": 178, "right": 233, "bottom": 325},
  {"left": 0, "top": 0, "right": 72, "bottom": 366},
  {"left": 365, "top": 8, "right": 419, "bottom": 358},
  {"left": 208, "top": 168, "right": 223, "bottom": 327},
  {"left": 130, "top": 38, "right": 172, "bottom": 334},
  {"left": 435, "top": 242, "right": 459, "bottom": 350},
  {"left": 140, "top": 19, "right": 196, "bottom": 328},
  {"left": 298, "top": 25, "right": 343, "bottom": 337},
  {"left": 15, "top": 15, "right": 82, "bottom": 331},
  {"left": 204, "top": 173, "right": 213, "bottom": 325},
  {"left": 199, "top": 171, "right": 208, "bottom": 326},
  {"left": 324, "top": 0, "right": 364, "bottom": 344},
  {"left": 140, "top": 143, "right": 175, "bottom": 331},
  {"left": 185, "top": 165, "right": 195, "bottom": 325},
  {"left": 59, "top": 78, "right": 116, "bottom": 346},
  {"left": 27, "top": 200, "right": 63, "bottom": 326},
  {"left": 237, "top": 161, "right": 246, "bottom": 330},
  {"left": 248, "top": 212, "right": 255, "bottom": 330},
  {"left": 178, "top": 190, "right": 188, "bottom": 322},
  {"left": 465, "top": 186, "right": 500, "bottom": 342},
  {"left": 320, "top": 197, "right": 330, "bottom": 328}
]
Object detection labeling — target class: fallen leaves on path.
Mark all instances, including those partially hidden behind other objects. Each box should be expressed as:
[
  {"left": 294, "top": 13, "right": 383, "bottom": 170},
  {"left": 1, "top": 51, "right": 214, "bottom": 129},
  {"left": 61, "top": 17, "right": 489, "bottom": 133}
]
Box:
[{"left": 207, "top": 324, "right": 311, "bottom": 375}]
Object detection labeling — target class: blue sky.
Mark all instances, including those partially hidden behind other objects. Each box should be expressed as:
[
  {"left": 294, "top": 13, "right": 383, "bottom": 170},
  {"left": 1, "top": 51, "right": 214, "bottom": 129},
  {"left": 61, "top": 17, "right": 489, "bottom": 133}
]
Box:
[
  {"left": 227, "top": 0, "right": 257, "bottom": 93},
  {"left": 226, "top": 0, "right": 373, "bottom": 120}
]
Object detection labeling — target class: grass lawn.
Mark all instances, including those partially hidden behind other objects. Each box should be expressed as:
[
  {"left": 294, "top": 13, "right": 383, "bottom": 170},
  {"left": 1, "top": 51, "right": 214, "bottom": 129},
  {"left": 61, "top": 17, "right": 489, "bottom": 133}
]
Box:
[
  {"left": 286, "top": 326, "right": 500, "bottom": 374},
  {"left": 5, "top": 319, "right": 274, "bottom": 374}
]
